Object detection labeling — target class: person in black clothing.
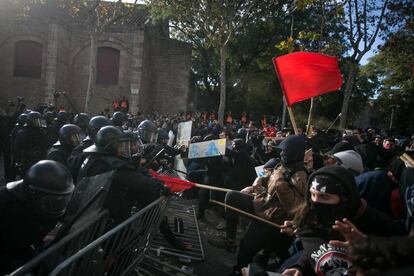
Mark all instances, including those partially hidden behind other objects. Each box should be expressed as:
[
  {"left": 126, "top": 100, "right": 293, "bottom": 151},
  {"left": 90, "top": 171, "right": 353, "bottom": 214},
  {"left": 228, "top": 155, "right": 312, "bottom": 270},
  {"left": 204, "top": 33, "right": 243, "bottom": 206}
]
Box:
[
  {"left": 281, "top": 166, "right": 406, "bottom": 276},
  {"left": 67, "top": 116, "right": 113, "bottom": 183},
  {"left": 0, "top": 160, "right": 74, "bottom": 275},
  {"left": 43, "top": 111, "right": 58, "bottom": 148},
  {"left": 111, "top": 111, "right": 128, "bottom": 129},
  {"left": 73, "top": 113, "right": 90, "bottom": 133},
  {"left": 70, "top": 126, "right": 165, "bottom": 226},
  {"left": 225, "top": 138, "right": 256, "bottom": 191},
  {"left": 14, "top": 111, "right": 47, "bottom": 176},
  {"left": 47, "top": 124, "right": 82, "bottom": 166}
]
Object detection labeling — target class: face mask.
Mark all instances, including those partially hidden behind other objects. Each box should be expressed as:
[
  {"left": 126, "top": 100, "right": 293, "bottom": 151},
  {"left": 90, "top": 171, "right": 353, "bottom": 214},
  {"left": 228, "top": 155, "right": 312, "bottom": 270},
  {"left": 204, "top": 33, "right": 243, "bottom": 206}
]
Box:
[{"left": 309, "top": 201, "right": 346, "bottom": 228}]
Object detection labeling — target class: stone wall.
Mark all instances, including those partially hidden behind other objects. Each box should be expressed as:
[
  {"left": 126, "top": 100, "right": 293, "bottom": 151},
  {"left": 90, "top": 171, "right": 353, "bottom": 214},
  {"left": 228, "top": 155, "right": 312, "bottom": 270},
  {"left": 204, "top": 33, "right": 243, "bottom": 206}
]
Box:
[
  {"left": 0, "top": 17, "right": 193, "bottom": 116},
  {"left": 0, "top": 19, "right": 49, "bottom": 106},
  {"left": 143, "top": 34, "right": 192, "bottom": 115}
]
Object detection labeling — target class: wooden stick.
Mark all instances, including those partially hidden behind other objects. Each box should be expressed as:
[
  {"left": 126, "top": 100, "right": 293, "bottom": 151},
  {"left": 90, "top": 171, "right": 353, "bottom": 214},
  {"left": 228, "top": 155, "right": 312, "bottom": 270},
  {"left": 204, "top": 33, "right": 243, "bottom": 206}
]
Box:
[
  {"left": 210, "top": 200, "right": 282, "bottom": 229},
  {"left": 287, "top": 106, "right": 299, "bottom": 135},
  {"left": 194, "top": 183, "right": 232, "bottom": 193},
  {"left": 400, "top": 153, "right": 414, "bottom": 168}
]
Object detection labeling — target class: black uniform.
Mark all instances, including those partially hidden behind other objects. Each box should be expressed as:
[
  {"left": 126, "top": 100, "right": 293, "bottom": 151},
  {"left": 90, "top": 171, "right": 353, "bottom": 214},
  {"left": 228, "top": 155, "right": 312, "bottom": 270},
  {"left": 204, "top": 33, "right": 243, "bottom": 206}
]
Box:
[
  {"left": 14, "top": 126, "right": 47, "bottom": 174},
  {"left": 47, "top": 144, "right": 73, "bottom": 166},
  {"left": 76, "top": 153, "right": 163, "bottom": 225},
  {"left": 0, "top": 186, "right": 58, "bottom": 274}
]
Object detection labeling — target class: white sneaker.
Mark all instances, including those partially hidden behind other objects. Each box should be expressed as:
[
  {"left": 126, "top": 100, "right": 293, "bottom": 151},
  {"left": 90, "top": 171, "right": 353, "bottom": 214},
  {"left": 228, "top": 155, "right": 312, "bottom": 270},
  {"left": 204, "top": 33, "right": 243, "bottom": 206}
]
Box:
[{"left": 216, "top": 221, "right": 226, "bottom": 230}]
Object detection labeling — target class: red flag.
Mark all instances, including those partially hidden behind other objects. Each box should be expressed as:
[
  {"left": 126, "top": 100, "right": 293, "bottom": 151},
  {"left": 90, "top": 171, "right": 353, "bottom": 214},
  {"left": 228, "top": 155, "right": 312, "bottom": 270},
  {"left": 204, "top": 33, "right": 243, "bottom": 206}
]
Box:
[
  {"left": 149, "top": 170, "right": 196, "bottom": 192},
  {"left": 273, "top": 52, "right": 343, "bottom": 106}
]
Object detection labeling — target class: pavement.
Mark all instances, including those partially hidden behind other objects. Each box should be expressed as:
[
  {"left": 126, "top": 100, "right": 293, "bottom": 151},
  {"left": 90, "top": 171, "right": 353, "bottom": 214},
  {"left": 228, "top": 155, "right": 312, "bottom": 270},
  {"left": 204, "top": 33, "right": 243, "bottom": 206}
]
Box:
[{"left": 193, "top": 209, "right": 237, "bottom": 276}]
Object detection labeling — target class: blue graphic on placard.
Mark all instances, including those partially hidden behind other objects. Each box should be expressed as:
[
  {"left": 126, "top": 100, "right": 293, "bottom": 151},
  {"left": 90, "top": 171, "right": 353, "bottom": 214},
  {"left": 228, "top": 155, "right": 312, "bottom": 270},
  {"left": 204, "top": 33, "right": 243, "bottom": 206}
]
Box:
[
  {"left": 189, "top": 144, "right": 200, "bottom": 159},
  {"left": 205, "top": 142, "right": 220, "bottom": 156}
]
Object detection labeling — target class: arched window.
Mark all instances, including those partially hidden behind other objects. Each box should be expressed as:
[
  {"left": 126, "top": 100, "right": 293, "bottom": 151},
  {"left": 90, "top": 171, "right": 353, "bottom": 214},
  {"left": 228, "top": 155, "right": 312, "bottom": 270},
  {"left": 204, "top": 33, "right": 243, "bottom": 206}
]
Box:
[
  {"left": 14, "top": 40, "right": 42, "bottom": 78},
  {"left": 96, "top": 47, "right": 120, "bottom": 85}
]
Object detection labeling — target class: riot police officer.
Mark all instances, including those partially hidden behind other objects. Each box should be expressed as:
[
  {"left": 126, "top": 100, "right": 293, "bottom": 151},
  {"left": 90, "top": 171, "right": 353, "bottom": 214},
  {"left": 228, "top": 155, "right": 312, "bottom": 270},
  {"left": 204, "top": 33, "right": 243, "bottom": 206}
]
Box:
[
  {"left": 47, "top": 124, "right": 83, "bottom": 166},
  {"left": 138, "top": 120, "right": 182, "bottom": 171},
  {"left": 67, "top": 116, "right": 113, "bottom": 183},
  {"left": 0, "top": 160, "right": 74, "bottom": 274},
  {"left": 14, "top": 111, "right": 47, "bottom": 176},
  {"left": 73, "top": 113, "right": 90, "bottom": 133},
  {"left": 43, "top": 111, "right": 58, "bottom": 148},
  {"left": 69, "top": 126, "right": 165, "bottom": 226},
  {"left": 111, "top": 111, "right": 128, "bottom": 129}
]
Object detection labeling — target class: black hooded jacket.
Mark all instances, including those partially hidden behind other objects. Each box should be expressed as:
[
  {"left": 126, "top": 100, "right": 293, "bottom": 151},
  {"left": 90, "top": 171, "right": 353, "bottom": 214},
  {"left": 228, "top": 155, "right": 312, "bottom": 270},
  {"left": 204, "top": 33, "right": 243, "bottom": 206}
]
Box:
[{"left": 291, "top": 166, "right": 406, "bottom": 275}]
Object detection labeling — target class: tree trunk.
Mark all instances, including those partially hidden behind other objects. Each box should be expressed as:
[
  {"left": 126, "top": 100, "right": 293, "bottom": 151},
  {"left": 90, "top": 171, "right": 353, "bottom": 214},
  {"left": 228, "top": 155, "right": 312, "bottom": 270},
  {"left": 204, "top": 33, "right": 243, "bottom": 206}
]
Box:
[
  {"left": 218, "top": 44, "right": 226, "bottom": 125},
  {"left": 84, "top": 30, "right": 99, "bottom": 113},
  {"left": 339, "top": 61, "right": 358, "bottom": 130}
]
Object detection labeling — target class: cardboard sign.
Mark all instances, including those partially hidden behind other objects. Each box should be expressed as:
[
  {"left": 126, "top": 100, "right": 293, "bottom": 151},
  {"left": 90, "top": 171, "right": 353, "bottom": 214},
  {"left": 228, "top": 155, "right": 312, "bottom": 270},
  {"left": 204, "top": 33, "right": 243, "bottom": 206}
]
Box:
[
  {"left": 177, "top": 121, "right": 192, "bottom": 147},
  {"left": 188, "top": 139, "right": 226, "bottom": 159}
]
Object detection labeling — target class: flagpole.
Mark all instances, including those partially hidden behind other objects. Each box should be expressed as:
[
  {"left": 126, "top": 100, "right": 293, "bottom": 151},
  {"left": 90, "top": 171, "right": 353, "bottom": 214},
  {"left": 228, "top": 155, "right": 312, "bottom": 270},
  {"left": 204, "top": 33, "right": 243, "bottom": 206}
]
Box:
[
  {"left": 284, "top": 97, "right": 299, "bottom": 135},
  {"left": 194, "top": 183, "right": 232, "bottom": 193}
]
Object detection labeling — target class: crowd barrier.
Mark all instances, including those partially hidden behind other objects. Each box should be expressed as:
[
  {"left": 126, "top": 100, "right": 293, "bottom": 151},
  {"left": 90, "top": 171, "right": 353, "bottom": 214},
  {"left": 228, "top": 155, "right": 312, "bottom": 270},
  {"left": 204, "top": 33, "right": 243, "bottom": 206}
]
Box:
[
  {"left": 10, "top": 196, "right": 169, "bottom": 276},
  {"left": 10, "top": 210, "right": 110, "bottom": 276},
  {"left": 49, "top": 196, "right": 168, "bottom": 276}
]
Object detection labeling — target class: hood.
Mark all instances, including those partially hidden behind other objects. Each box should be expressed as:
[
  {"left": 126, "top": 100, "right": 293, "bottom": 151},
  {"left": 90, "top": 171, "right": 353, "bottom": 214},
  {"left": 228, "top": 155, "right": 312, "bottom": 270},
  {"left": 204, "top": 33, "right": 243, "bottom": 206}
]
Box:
[
  {"left": 333, "top": 150, "right": 364, "bottom": 175},
  {"left": 278, "top": 135, "right": 306, "bottom": 164},
  {"left": 308, "top": 166, "right": 361, "bottom": 218}
]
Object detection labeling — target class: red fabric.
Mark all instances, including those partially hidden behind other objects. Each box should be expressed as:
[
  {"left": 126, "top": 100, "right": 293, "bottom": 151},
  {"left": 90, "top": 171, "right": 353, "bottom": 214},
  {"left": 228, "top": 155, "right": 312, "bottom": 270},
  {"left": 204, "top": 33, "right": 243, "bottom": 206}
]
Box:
[
  {"left": 113, "top": 100, "right": 119, "bottom": 109},
  {"left": 273, "top": 52, "right": 343, "bottom": 106},
  {"left": 120, "top": 100, "right": 127, "bottom": 109},
  {"left": 149, "top": 170, "right": 196, "bottom": 192}
]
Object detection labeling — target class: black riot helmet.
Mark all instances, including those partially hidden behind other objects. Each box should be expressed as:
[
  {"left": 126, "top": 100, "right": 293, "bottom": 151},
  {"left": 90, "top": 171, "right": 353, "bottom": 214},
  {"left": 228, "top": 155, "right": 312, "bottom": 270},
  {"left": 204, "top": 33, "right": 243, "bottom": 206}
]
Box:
[
  {"left": 57, "top": 110, "right": 69, "bottom": 123},
  {"left": 138, "top": 120, "right": 158, "bottom": 143},
  {"left": 73, "top": 113, "right": 90, "bottom": 131},
  {"left": 43, "top": 111, "right": 55, "bottom": 124},
  {"left": 94, "top": 126, "right": 131, "bottom": 158},
  {"left": 124, "top": 130, "right": 143, "bottom": 155},
  {"left": 59, "top": 124, "right": 83, "bottom": 147},
  {"left": 17, "top": 113, "right": 28, "bottom": 126},
  {"left": 24, "top": 160, "right": 74, "bottom": 218},
  {"left": 26, "top": 111, "right": 42, "bottom": 128},
  {"left": 111, "top": 111, "right": 128, "bottom": 127},
  {"left": 88, "top": 115, "right": 113, "bottom": 139}
]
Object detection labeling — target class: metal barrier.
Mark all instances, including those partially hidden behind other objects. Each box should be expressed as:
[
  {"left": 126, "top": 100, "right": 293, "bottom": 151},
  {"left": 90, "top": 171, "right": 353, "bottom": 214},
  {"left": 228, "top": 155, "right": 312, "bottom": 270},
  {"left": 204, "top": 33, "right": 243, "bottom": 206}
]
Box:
[
  {"left": 149, "top": 197, "right": 205, "bottom": 261},
  {"left": 48, "top": 196, "right": 169, "bottom": 276},
  {"left": 10, "top": 210, "right": 109, "bottom": 276}
]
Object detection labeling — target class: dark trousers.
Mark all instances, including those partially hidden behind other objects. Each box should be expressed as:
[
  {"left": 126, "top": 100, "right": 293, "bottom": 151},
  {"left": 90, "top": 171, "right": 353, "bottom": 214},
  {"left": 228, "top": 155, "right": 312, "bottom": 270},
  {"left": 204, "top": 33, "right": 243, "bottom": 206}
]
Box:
[
  {"left": 225, "top": 191, "right": 255, "bottom": 240},
  {"left": 224, "top": 191, "right": 293, "bottom": 270},
  {"left": 236, "top": 222, "right": 293, "bottom": 270}
]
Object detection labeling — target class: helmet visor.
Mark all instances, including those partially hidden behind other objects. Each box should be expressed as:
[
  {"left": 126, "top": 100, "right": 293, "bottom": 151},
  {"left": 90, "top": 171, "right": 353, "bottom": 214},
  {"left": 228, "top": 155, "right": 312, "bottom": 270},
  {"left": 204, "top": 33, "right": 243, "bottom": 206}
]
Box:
[
  {"left": 31, "top": 191, "right": 73, "bottom": 218},
  {"left": 68, "top": 133, "right": 83, "bottom": 146},
  {"left": 31, "top": 118, "right": 42, "bottom": 128},
  {"left": 117, "top": 140, "right": 132, "bottom": 158},
  {"left": 141, "top": 130, "right": 158, "bottom": 143}
]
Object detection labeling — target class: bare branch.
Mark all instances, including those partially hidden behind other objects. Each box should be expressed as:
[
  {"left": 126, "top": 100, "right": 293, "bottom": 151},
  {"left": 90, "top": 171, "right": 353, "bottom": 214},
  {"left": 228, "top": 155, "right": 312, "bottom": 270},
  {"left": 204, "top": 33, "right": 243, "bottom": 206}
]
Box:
[
  {"left": 363, "top": 0, "right": 367, "bottom": 47},
  {"left": 359, "top": 0, "right": 389, "bottom": 60}
]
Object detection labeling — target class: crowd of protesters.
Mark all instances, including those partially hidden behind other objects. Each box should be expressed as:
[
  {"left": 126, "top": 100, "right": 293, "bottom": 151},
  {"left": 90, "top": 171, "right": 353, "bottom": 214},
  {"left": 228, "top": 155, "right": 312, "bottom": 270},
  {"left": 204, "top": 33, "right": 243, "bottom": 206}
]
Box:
[{"left": 1, "top": 96, "right": 414, "bottom": 275}]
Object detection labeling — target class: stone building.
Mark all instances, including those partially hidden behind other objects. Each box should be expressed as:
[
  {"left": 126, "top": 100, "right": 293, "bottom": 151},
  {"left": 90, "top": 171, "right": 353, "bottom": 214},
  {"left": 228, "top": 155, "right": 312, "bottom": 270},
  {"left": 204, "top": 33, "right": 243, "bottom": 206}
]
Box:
[{"left": 0, "top": 6, "right": 193, "bottom": 115}]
